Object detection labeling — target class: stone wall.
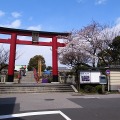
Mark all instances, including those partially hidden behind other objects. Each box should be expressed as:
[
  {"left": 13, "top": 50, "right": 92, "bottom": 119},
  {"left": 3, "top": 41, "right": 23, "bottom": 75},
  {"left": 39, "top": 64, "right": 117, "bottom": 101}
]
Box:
[{"left": 59, "top": 75, "right": 76, "bottom": 84}]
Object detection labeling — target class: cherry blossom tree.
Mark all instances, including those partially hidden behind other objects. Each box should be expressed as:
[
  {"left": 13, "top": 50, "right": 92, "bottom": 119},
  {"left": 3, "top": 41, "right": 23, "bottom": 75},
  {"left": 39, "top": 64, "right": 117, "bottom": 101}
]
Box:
[{"left": 58, "top": 21, "right": 120, "bottom": 91}]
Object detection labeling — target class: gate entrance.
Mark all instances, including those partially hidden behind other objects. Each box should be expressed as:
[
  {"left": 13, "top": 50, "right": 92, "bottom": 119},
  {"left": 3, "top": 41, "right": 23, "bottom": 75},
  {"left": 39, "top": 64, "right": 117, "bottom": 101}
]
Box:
[{"left": 0, "top": 27, "right": 69, "bottom": 82}]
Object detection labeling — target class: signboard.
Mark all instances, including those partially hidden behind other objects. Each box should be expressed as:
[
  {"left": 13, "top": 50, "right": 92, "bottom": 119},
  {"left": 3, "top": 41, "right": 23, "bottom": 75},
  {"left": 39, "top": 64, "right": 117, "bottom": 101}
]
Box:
[
  {"left": 106, "top": 69, "right": 110, "bottom": 75},
  {"left": 80, "top": 71, "right": 101, "bottom": 84},
  {"left": 99, "top": 75, "right": 107, "bottom": 84},
  {"left": 32, "top": 32, "right": 39, "bottom": 42},
  {"left": 80, "top": 72, "right": 91, "bottom": 83},
  {"left": 90, "top": 72, "right": 101, "bottom": 83}
]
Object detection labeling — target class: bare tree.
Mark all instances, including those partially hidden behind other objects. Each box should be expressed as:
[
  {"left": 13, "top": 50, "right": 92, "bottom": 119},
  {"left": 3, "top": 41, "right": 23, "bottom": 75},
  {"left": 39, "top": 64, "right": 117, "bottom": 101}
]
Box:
[
  {"left": 0, "top": 45, "right": 9, "bottom": 72},
  {"left": 0, "top": 45, "right": 22, "bottom": 72}
]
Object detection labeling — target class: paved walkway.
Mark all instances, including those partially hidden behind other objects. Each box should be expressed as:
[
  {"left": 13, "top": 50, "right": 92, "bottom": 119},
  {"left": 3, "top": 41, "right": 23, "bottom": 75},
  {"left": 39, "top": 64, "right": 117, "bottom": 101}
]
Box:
[{"left": 0, "top": 93, "right": 120, "bottom": 112}]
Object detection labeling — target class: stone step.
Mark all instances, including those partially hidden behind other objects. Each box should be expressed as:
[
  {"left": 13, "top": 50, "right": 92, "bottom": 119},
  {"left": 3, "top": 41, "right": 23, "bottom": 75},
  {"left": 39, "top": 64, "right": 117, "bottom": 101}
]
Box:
[
  {"left": 0, "top": 83, "right": 75, "bottom": 93},
  {"left": 0, "top": 90, "right": 74, "bottom": 94},
  {"left": 18, "top": 71, "right": 37, "bottom": 83}
]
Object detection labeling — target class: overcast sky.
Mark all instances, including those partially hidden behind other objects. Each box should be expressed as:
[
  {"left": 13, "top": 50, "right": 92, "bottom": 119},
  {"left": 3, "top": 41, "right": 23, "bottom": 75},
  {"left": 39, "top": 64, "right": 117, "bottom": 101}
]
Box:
[{"left": 0, "top": 0, "right": 120, "bottom": 67}]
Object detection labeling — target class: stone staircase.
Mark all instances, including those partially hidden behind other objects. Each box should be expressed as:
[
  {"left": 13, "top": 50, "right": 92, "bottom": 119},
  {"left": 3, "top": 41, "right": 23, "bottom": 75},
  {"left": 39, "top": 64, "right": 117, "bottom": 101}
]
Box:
[
  {"left": 20, "top": 71, "right": 36, "bottom": 83},
  {"left": 0, "top": 83, "right": 75, "bottom": 93},
  {"left": 0, "top": 71, "right": 77, "bottom": 93}
]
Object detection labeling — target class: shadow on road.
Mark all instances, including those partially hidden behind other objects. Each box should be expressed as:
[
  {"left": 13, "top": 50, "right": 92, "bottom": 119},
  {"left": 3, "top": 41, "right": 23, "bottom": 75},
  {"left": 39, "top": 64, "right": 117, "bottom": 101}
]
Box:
[
  {"left": 0, "top": 97, "right": 18, "bottom": 115},
  {"left": 0, "top": 97, "right": 25, "bottom": 120}
]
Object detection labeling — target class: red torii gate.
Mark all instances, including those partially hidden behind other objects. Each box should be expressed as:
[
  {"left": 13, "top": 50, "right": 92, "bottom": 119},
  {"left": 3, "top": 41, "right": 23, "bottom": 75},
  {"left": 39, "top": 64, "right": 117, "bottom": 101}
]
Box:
[{"left": 0, "top": 27, "right": 69, "bottom": 82}]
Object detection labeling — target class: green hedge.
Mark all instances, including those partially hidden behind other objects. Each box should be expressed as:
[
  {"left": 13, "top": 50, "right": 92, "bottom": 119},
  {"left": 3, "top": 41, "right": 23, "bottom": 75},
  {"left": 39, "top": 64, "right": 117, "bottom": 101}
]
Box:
[{"left": 82, "top": 85, "right": 103, "bottom": 94}]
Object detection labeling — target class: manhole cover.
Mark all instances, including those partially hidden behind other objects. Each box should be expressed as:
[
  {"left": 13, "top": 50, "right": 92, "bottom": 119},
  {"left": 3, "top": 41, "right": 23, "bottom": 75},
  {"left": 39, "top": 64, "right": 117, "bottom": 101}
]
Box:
[{"left": 44, "top": 99, "right": 54, "bottom": 101}]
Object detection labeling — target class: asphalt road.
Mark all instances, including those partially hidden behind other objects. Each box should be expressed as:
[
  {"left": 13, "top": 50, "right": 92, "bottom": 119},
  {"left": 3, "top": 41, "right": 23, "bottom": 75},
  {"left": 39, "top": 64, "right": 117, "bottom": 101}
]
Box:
[{"left": 0, "top": 93, "right": 120, "bottom": 120}]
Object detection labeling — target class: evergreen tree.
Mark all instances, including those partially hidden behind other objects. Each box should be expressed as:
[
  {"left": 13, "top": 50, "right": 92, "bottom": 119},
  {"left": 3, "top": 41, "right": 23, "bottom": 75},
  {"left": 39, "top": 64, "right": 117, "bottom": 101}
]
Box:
[{"left": 27, "top": 55, "right": 46, "bottom": 71}]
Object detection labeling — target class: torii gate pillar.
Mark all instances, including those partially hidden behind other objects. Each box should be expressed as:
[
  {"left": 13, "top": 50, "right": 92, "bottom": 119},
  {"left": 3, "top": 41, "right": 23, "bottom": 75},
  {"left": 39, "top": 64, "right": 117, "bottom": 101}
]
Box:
[
  {"left": 8, "top": 33, "right": 17, "bottom": 82},
  {"left": 52, "top": 36, "right": 58, "bottom": 82}
]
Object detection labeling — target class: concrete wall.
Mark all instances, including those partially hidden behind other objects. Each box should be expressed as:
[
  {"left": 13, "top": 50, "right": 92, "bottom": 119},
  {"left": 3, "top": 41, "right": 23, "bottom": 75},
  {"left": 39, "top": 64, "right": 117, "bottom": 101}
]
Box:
[{"left": 110, "top": 71, "right": 120, "bottom": 90}]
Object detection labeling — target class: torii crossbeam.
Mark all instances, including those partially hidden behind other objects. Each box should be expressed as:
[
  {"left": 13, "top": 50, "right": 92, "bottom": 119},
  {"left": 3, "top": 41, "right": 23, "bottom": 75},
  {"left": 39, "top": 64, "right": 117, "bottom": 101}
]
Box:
[{"left": 0, "top": 27, "right": 70, "bottom": 82}]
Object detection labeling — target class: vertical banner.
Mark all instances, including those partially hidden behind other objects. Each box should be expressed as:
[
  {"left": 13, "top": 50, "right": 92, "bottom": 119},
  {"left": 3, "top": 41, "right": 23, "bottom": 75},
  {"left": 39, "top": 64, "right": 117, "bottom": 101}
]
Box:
[{"left": 33, "top": 68, "right": 39, "bottom": 83}]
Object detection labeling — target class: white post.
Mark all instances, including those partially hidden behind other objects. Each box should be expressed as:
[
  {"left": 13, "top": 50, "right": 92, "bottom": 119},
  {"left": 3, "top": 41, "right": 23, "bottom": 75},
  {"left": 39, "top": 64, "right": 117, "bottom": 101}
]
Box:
[{"left": 107, "top": 75, "right": 110, "bottom": 91}]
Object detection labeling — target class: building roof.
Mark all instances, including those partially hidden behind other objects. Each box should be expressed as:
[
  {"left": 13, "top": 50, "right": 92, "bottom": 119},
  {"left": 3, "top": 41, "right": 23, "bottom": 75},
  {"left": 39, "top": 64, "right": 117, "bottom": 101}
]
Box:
[
  {"left": 0, "top": 27, "right": 70, "bottom": 37},
  {"left": 58, "top": 67, "right": 71, "bottom": 72}
]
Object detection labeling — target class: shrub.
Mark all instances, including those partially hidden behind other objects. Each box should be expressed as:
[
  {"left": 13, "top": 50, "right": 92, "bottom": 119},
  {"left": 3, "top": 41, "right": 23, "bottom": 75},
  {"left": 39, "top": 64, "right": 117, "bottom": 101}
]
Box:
[
  {"left": 48, "top": 77, "right": 52, "bottom": 83},
  {"left": 81, "top": 84, "right": 105, "bottom": 94},
  {"left": 95, "top": 85, "right": 102, "bottom": 94},
  {"left": 84, "top": 85, "right": 95, "bottom": 93}
]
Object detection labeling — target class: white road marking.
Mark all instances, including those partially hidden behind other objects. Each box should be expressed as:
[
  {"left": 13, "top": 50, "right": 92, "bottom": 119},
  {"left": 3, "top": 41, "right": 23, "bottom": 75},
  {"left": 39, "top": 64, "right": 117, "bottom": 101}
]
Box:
[{"left": 0, "top": 110, "right": 71, "bottom": 120}]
